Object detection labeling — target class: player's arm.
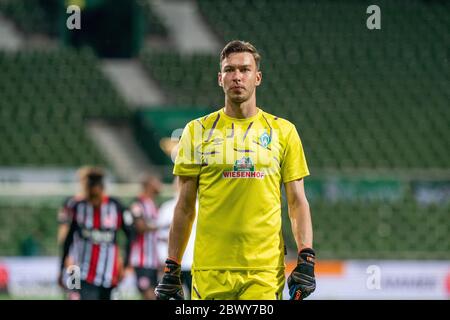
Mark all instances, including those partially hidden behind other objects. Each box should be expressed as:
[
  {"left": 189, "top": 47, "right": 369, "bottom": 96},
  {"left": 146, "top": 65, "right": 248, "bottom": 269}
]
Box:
[
  {"left": 155, "top": 175, "right": 198, "bottom": 300},
  {"left": 119, "top": 203, "right": 134, "bottom": 271},
  {"left": 285, "top": 178, "right": 313, "bottom": 251},
  {"left": 56, "top": 198, "right": 72, "bottom": 245},
  {"left": 58, "top": 215, "right": 76, "bottom": 288},
  {"left": 129, "top": 202, "right": 158, "bottom": 233},
  {"left": 285, "top": 178, "right": 316, "bottom": 300},
  {"left": 134, "top": 217, "right": 158, "bottom": 233},
  {"left": 57, "top": 224, "right": 70, "bottom": 246},
  {"left": 167, "top": 175, "right": 197, "bottom": 261}
]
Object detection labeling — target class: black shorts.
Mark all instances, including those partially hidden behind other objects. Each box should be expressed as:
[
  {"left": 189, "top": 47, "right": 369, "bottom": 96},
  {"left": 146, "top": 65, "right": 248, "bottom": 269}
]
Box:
[
  {"left": 79, "top": 281, "right": 113, "bottom": 300},
  {"left": 134, "top": 267, "right": 158, "bottom": 293}
]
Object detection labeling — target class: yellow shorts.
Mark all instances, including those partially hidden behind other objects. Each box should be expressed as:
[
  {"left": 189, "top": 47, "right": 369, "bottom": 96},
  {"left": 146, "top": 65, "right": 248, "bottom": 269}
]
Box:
[{"left": 191, "top": 269, "right": 285, "bottom": 300}]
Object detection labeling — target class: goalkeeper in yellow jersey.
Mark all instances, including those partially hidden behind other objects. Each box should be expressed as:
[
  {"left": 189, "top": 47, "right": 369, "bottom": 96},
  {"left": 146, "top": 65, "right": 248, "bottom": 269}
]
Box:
[{"left": 155, "top": 40, "right": 315, "bottom": 300}]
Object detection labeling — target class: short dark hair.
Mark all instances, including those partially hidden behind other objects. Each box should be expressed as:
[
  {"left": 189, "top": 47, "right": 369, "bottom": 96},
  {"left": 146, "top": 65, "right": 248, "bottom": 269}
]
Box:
[
  {"left": 79, "top": 167, "right": 104, "bottom": 187},
  {"left": 220, "top": 40, "right": 261, "bottom": 70}
]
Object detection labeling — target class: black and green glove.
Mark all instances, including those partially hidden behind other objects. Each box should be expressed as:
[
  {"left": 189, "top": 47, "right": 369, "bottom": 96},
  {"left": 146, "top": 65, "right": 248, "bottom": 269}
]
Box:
[
  {"left": 287, "top": 248, "right": 316, "bottom": 300},
  {"left": 155, "top": 258, "right": 184, "bottom": 300}
]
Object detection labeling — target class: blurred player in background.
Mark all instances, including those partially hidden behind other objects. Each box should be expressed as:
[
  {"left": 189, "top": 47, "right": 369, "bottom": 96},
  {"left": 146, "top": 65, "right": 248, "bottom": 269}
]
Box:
[
  {"left": 57, "top": 167, "right": 91, "bottom": 246},
  {"left": 157, "top": 176, "right": 196, "bottom": 299},
  {"left": 128, "top": 174, "right": 162, "bottom": 300},
  {"left": 155, "top": 40, "right": 315, "bottom": 300},
  {"left": 58, "top": 167, "right": 132, "bottom": 300},
  {"left": 56, "top": 166, "right": 90, "bottom": 300}
]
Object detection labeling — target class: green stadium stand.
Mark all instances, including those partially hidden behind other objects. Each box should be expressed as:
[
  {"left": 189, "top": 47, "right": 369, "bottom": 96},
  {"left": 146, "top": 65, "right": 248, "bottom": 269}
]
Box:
[
  {"left": 0, "top": 48, "right": 130, "bottom": 167},
  {"left": 142, "top": 0, "right": 169, "bottom": 38},
  {"left": 0, "top": 0, "right": 169, "bottom": 39},
  {"left": 141, "top": 52, "right": 221, "bottom": 107},
  {"left": 0, "top": 0, "right": 60, "bottom": 36},
  {"left": 0, "top": 204, "right": 57, "bottom": 256},
  {"left": 1, "top": 194, "right": 448, "bottom": 258},
  {"left": 141, "top": 0, "right": 450, "bottom": 170}
]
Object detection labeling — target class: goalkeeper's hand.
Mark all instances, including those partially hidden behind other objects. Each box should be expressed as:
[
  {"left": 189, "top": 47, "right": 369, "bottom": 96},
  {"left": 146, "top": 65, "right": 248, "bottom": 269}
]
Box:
[
  {"left": 287, "top": 248, "right": 316, "bottom": 300},
  {"left": 155, "top": 258, "right": 184, "bottom": 300}
]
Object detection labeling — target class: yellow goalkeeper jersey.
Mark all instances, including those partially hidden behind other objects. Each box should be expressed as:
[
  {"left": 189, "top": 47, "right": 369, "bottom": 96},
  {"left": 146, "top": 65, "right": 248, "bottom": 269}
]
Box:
[{"left": 174, "top": 108, "right": 309, "bottom": 270}]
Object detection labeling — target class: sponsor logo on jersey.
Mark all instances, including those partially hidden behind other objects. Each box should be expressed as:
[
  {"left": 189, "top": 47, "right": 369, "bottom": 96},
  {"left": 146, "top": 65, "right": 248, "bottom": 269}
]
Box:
[
  {"left": 222, "top": 157, "right": 265, "bottom": 179},
  {"left": 81, "top": 229, "right": 115, "bottom": 243}
]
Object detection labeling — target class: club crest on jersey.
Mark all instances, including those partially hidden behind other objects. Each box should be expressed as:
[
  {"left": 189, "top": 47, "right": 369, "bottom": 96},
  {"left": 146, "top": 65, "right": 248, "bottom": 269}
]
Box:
[
  {"left": 222, "top": 157, "right": 265, "bottom": 179},
  {"left": 259, "top": 131, "right": 271, "bottom": 148}
]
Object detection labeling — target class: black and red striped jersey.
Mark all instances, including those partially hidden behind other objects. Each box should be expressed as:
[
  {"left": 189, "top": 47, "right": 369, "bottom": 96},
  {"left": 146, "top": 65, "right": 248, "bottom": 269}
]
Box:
[
  {"left": 128, "top": 196, "right": 160, "bottom": 269},
  {"left": 57, "top": 195, "right": 83, "bottom": 225},
  {"left": 58, "top": 195, "right": 84, "bottom": 266},
  {"left": 60, "top": 195, "right": 131, "bottom": 288}
]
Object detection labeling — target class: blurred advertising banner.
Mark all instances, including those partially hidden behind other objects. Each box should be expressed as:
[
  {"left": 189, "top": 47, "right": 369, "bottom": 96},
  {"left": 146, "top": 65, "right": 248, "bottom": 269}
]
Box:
[
  {"left": 306, "top": 178, "right": 450, "bottom": 204},
  {"left": 312, "top": 261, "right": 449, "bottom": 299},
  {"left": 412, "top": 181, "right": 450, "bottom": 205},
  {"left": 1, "top": 257, "right": 449, "bottom": 299},
  {"left": 0, "top": 257, "right": 139, "bottom": 299},
  {"left": 284, "top": 260, "right": 450, "bottom": 300},
  {"left": 0, "top": 257, "right": 60, "bottom": 297},
  {"left": 0, "top": 168, "right": 80, "bottom": 183}
]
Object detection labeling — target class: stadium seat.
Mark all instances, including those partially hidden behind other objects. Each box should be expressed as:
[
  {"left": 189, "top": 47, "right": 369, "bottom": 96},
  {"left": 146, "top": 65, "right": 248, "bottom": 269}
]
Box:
[{"left": 0, "top": 49, "right": 129, "bottom": 167}]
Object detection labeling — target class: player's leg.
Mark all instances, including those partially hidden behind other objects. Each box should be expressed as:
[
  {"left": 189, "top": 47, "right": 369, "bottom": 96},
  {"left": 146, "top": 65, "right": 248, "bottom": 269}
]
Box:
[
  {"left": 99, "top": 286, "right": 113, "bottom": 300},
  {"left": 146, "top": 268, "right": 158, "bottom": 300},
  {"left": 191, "top": 270, "right": 238, "bottom": 300},
  {"left": 237, "top": 269, "right": 285, "bottom": 300}
]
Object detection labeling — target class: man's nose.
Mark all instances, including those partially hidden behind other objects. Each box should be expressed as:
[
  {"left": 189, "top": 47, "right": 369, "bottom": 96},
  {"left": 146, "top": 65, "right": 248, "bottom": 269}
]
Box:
[{"left": 232, "top": 70, "right": 242, "bottom": 81}]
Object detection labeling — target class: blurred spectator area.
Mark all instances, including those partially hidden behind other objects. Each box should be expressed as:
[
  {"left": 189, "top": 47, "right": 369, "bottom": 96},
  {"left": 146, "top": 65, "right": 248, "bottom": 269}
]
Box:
[{"left": 0, "top": 49, "right": 129, "bottom": 166}]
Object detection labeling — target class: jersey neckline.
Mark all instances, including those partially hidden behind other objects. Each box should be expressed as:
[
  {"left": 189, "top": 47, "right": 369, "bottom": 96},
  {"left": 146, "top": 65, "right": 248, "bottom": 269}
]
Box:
[{"left": 219, "top": 107, "right": 263, "bottom": 122}]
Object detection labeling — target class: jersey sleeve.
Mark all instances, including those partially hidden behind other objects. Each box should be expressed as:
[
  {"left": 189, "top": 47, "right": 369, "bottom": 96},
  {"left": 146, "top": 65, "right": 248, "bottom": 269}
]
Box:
[
  {"left": 113, "top": 199, "right": 133, "bottom": 268},
  {"left": 281, "top": 124, "right": 310, "bottom": 183},
  {"left": 115, "top": 199, "right": 132, "bottom": 232},
  {"left": 173, "top": 120, "right": 202, "bottom": 177},
  {"left": 57, "top": 197, "right": 73, "bottom": 224},
  {"left": 60, "top": 203, "right": 78, "bottom": 271}
]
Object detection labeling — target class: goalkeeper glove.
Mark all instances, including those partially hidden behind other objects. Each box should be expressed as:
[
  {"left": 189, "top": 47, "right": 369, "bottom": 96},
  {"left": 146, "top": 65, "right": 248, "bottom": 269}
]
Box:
[
  {"left": 287, "top": 248, "right": 316, "bottom": 300},
  {"left": 155, "top": 258, "right": 184, "bottom": 300}
]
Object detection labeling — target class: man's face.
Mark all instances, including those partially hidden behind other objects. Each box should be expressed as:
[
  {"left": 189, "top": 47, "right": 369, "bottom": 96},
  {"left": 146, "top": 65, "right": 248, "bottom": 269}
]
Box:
[
  {"left": 87, "top": 184, "right": 103, "bottom": 199},
  {"left": 145, "top": 177, "right": 162, "bottom": 196},
  {"left": 218, "top": 52, "right": 262, "bottom": 103}
]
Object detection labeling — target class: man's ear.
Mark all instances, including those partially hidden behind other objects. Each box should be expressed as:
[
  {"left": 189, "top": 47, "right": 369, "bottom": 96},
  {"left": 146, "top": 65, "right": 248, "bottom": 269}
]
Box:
[
  {"left": 218, "top": 72, "right": 223, "bottom": 87},
  {"left": 255, "top": 71, "right": 262, "bottom": 86}
]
